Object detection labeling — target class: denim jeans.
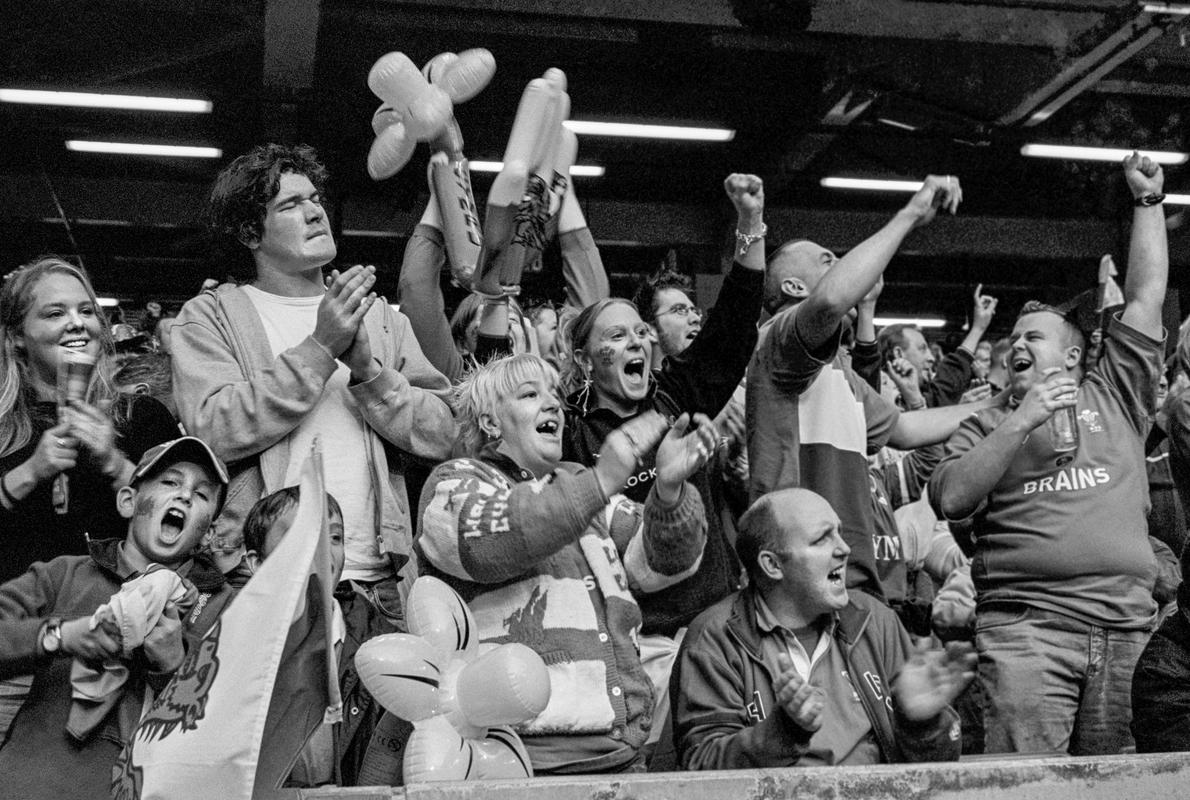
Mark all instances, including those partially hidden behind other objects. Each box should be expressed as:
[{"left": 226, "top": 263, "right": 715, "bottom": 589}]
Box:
[{"left": 976, "top": 603, "right": 1149, "bottom": 755}]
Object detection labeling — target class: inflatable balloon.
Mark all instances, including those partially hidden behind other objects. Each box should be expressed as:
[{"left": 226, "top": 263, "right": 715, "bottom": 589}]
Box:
[
  {"left": 355, "top": 576, "right": 549, "bottom": 782},
  {"left": 366, "top": 48, "right": 494, "bottom": 284},
  {"left": 473, "top": 68, "right": 572, "bottom": 295}
]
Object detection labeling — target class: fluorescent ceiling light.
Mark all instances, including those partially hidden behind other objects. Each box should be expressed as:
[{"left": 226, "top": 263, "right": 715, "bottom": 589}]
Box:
[
  {"left": 0, "top": 89, "right": 211, "bottom": 113},
  {"left": 96, "top": 297, "right": 120, "bottom": 307},
  {"left": 1021, "top": 143, "right": 1188, "bottom": 165},
  {"left": 469, "top": 161, "right": 604, "bottom": 177},
  {"left": 563, "top": 120, "right": 735, "bottom": 142},
  {"left": 1141, "top": 3, "right": 1190, "bottom": 16},
  {"left": 66, "top": 140, "right": 222, "bottom": 158},
  {"left": 877, "top": 117, "right": 918, "bottom": 132},
  {"left": 821, "top": 177, "right": 923, "bottom": 192},
  {"left": 1165, "top": 194, "right": 1190, "bottom": 205},
  {"left": 874, "top": 316, "right": 947, "bottom": 328}
]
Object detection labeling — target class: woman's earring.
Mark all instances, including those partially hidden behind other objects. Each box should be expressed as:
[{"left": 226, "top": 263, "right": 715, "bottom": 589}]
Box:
[{"left": 576, "top": 371, "right": 593, "bottom": 414}]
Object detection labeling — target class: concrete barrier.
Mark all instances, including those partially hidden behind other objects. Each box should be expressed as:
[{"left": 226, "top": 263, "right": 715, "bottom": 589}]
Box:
[{"left": 297, "top": 752, "right": 1190, "bottom": 800}]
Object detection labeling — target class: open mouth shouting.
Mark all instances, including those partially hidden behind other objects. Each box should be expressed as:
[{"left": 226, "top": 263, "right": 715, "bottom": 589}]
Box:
[
  {"left": 827, "top": 563, "right": 845, "bottom": 585},
  {"left": 159, "top": 507, "right": 188, "bottom": 545},
  {"left": 623, "top": 357, "right": 647, "bottom": 387},
  {"left": 535, "top": 418, "right": 561, "bottom": 439}
]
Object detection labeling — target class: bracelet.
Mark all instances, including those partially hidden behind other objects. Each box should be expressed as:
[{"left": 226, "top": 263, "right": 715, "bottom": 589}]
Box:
[
  {"left": 1134, "top": 193, "right": 1166, "bottom": 207},
  {"left": 473, "top": 285, "right": 522, "bottom": 303},
  {"left": 0, "top": 473, "right": 14, "bottom": 508},
  {"left": 735, "top": 222, "right": 767, "bottom": 256}
]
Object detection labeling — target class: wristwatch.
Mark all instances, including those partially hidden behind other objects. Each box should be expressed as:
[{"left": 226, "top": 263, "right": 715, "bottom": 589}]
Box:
[{"left": 41, "top": 618, "right": 63, "bottom": 654}]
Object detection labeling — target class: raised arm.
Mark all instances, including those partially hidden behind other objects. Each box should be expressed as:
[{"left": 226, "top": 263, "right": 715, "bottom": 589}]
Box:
[
  {"left": 797, "top": 175, "right": 962, "bottom": 351},
  {"left": 957, "top": 284, "right": 998, "bottom": 356},
  {"left": 887, "top": 386, "right": 1000, "bottom": 451},
  {"left": 1120, "top": 152, "right": 1168, "bottom": 340},
  {"left": 655, "top": 175, "right": 766, "bottom": 416},
  {"left": 558, "top": 179, "right": 610, "bottom": 309},
  {"left": 852, "top": 277, "right": 884, "bottom": 392},
  {"left": 396, "top": 191, "right": 467, "bottom": 383}
]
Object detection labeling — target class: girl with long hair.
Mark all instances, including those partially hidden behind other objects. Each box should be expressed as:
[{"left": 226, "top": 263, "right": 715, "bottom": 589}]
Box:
[{"left": 0, "top": 257, "right": 178, "bottom": 581}]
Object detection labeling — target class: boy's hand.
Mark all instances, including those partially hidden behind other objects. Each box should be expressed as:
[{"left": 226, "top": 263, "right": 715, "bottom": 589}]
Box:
[
  {"left": 142, "top": 603, "right": 185, "bottom": 673},
  {"left": 60, "top": 616, "right": 121, "bottom": 662}
]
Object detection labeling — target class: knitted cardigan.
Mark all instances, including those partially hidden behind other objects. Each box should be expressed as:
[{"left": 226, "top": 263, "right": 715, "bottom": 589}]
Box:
[{"left": 416, "top": 448, "right": 706, "bottom": 773}]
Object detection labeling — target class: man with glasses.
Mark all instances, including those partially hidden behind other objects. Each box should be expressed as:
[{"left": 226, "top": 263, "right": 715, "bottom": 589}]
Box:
[
  {"left": 671, "top": 488, "right": 970, "bottom": 769},
  {"left": 633, "top": 267, "right": 703, "bottom": 362}
]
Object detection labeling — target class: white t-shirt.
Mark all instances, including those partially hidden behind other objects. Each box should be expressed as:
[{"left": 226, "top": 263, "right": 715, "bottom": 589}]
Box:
[{"left": 243, "top": 286, "right": 387, "bottom": 580}]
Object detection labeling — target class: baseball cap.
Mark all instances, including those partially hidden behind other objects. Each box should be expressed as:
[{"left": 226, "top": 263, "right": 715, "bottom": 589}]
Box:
[{"left": 131, "top": 436, "right": 230, "bottom": 491}]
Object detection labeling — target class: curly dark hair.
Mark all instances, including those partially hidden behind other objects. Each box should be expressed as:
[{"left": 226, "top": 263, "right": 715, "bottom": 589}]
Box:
[
  {"left": 631, "top": 263, "right": 694, "bottom": 324},
  {"left": 205, "top": 143, "right": 329, "bottom": 282}
]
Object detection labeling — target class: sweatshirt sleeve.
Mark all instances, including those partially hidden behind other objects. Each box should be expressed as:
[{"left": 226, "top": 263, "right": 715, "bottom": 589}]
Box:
[
  {"left": 560, "top": 227, "right": 609, "bottom": 310},
  {"left": 0, "top": 560, "right": 64, "bottom": 678},
  {"left": 418, "top": 459, "right": 610, "bottom": 584},
  {"left": 348, "top": 306, "right": 457, "bottom": 462},
  {"left": 171, "top": 292, "right": 340, "bottom": 463},
  {"left": 396, "top": 224, "right": 466, "bottom": 383},
  {"left": 619, "top": 482, "right": 707, "bottom": 594}
]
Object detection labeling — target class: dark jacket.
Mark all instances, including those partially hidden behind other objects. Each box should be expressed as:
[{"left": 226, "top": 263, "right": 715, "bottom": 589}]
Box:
[
  {"left": 923, "top": 348, "right": 976, "bottom": 408},
  {"left": 852, "top": 339, "right": 974, "bottom": 408},
  {"left": 1132, "top": 606, "right": 1190, "bottom": 753},
  {"left": 0, "top": 395, "right": 178, "bottom": 583},
  {"left": 563, "top": 262, "right": 762, "bottom": 635},
  {"left": 0, "top": 538, "right": 233, "bottom": 800},
  {"left": 671, "top": 587, "right": 961, "bottom": 769}
]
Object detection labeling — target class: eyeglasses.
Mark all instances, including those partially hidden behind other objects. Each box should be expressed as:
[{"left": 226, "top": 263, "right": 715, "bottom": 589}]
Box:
[{"left": 657, "top": 303, "right": 702, "bottom": 319}]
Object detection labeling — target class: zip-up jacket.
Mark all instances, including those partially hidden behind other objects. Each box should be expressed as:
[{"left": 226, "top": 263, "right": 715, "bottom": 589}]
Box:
[
  {"left": 671, "top": 587, "right": 960, "bottom": 769},
  {"left": 0, "top": 539, "right": 233, "bottom": 800},
  {"left": 171, "top": 283, "right": 456, "bottom": 565}
]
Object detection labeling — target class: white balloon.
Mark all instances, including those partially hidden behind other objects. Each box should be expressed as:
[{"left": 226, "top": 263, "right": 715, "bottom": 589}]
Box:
[
  {"left": 354, "top": 577, "right": 551, "bottom": 784},
  {"left": 354, "top": 633, "right": 443, "bottom": 721},
  {"left": 371, "top": 104, "right": 402, "bottom": 137},
  {"left": 367, "top": 122, "right": 415, "bottom": 180},
  {"left": 455, "top": 644, "right": 550, "bottom": 728},
  {"left": 404, "top": 717, "right": 534, "bottom": 782},
  {"left": 402, "top": 85, "right": 453, "bottom": 140},
  {"left": 422, "top": 51, "right": 459, "bottom": 83},
  {"left": 368, "top": 51, "right": 427, "bottom": 106},
  {"left": 436, "top": 49, "right": 496, "bottom": 103},
  {"left": 405, "top": 575, "right": 479, "bottom": 660}
]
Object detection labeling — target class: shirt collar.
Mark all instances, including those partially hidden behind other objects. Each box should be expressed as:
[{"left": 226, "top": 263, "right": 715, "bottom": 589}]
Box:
[{"left": 754, "top": 591, "right": 837, "bottom": 638}]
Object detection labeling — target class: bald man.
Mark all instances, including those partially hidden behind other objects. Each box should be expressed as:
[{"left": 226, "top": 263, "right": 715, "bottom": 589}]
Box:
[
  {"left": 745, "top": 176, "right": 1001, "bottom": 597},
  {"left": 671, "top": 488, "right": 971, "bottom": 769}
]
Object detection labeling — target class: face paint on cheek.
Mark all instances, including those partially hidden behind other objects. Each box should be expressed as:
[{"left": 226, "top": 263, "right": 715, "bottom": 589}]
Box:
[
  {"left": 134, "top": 495, "right": 156, "bottom": 518},
  {"left": 596, "top": 345, "right": 616, "bottom": 366}
]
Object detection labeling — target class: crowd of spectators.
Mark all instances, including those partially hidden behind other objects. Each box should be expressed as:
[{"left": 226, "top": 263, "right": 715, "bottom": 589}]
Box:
[{"left": 0, "top": 139, "right": 1186, "bottom": 799}]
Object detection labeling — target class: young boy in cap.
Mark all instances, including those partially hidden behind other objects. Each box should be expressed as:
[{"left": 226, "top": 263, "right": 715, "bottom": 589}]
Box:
[{"left": 0, "top": 436, "right": 234, "bottom": 800}]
